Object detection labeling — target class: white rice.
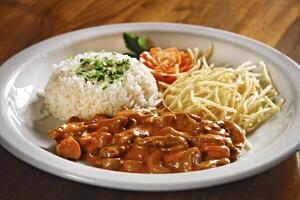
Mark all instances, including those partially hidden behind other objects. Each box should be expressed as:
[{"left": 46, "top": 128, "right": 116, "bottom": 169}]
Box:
[{"left": 44, "top": 51, "right": 158, "bottom": 120}]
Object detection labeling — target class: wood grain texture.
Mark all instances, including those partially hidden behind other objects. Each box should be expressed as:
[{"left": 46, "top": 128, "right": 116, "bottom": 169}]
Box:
[{"left": 0, "top": 0, "right": 300, "bottom": 199}]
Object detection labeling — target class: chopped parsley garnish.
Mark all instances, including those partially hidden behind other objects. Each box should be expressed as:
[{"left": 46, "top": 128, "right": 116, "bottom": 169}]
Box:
[{"left": 76, "top": 56, "right": 130, "bottom": 89}]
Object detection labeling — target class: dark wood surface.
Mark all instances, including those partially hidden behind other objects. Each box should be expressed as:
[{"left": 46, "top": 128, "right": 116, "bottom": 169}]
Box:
[{"left": 0, "top": 0, "right": 300, "bottom": 199}]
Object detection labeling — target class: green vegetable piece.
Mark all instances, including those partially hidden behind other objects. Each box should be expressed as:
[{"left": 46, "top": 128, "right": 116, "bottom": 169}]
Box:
[{"left": 123, "top": 32, "right": 148, "bottom": 57}]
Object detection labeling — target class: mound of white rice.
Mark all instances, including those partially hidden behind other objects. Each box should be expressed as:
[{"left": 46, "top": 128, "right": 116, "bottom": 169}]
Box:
[{"left": 44, "top": 51, "right": 158, "bottom": 120}]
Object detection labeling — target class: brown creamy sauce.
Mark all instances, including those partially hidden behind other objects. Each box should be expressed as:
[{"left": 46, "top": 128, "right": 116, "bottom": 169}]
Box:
[{"left": 49, "top": 102, "right": 245, "bottom": 173}]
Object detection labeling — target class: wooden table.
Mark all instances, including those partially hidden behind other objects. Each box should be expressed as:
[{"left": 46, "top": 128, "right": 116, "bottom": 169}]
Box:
[{"left": 1, "top": 0, "right": 300, "bottom": 199}]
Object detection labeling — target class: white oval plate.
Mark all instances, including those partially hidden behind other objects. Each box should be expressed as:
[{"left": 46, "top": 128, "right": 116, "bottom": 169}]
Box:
[{"left": 0, "top": 23, "right": 300, "bottom": 191}]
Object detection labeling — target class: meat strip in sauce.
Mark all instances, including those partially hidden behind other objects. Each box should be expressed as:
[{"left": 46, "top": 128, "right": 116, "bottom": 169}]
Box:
[{"left": 49, "top": 101, "right": 246, "bottom": 173}]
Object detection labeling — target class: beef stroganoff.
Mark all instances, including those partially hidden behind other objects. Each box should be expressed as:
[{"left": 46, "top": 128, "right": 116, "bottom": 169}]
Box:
[{"left": 45, "top": 33, "right": 283, "bottom": 173}]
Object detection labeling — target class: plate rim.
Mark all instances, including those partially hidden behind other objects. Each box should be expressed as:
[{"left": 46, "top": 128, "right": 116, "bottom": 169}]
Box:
[{"left": 0, "top": 22, "right": 300, "bottom": 191}]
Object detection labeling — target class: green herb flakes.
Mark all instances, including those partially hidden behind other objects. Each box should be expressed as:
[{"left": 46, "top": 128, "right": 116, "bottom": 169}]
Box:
[{"left": 76, "top": 57, "right": 130, "bottom": 89}]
